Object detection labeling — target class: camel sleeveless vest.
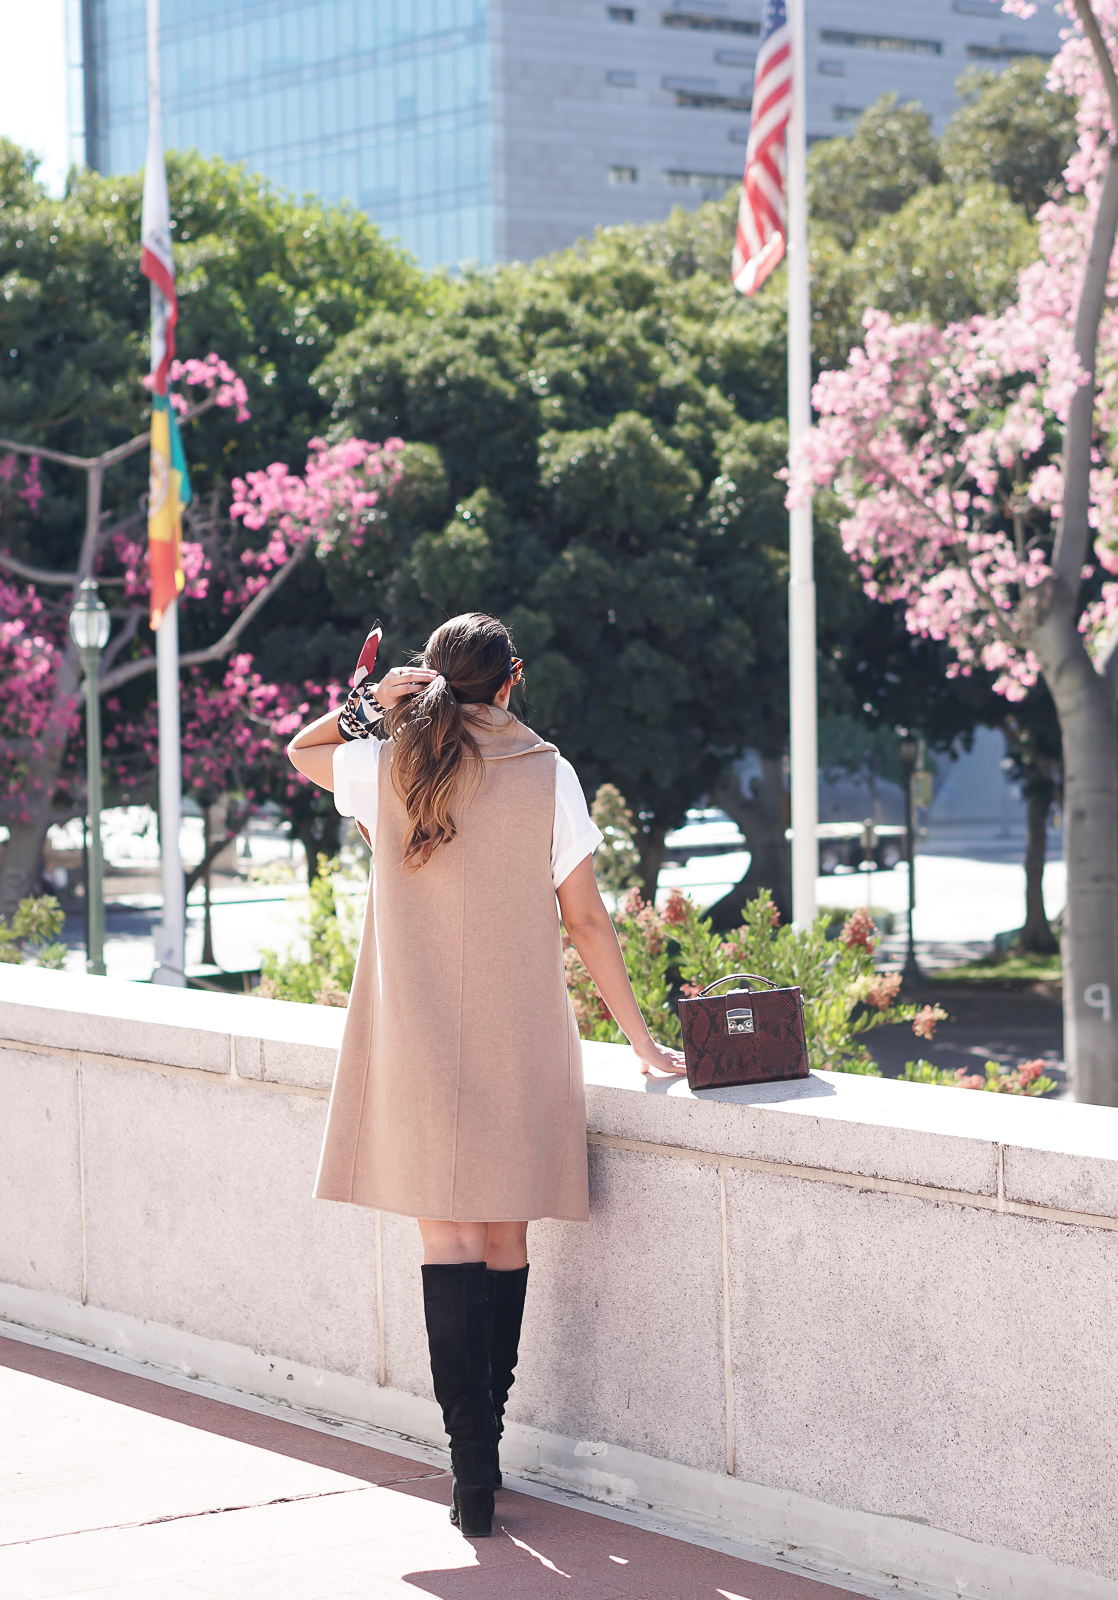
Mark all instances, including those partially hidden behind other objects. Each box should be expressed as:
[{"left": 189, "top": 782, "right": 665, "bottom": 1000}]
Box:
[{"left": 313, "top": 711, "right": 590, "bottom": 1222}]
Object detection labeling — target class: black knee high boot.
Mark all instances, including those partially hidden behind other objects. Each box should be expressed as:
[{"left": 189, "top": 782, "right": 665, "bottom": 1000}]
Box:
[
  {"left": 421, "top": 1262, "right": 498, "bottom": 1537},
  {"left": 486, "top": 1264, "right": 529, "bottom": 1491}
]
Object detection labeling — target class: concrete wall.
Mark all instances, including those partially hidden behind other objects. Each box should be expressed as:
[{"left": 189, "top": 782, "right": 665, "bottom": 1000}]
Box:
[{"left": 2, "top": 967, "right": 1116, "bottom": 1599}]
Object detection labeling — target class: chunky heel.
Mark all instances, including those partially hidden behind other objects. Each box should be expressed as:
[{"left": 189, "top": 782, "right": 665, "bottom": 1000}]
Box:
[{"left": 455, "top": 1484, "right": 494, "bottom": 1537}]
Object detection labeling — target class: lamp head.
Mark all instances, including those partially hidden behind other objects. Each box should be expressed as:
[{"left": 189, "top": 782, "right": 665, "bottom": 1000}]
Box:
[{"left": 69, "top": 576, "right": 111, "bottom": 653}]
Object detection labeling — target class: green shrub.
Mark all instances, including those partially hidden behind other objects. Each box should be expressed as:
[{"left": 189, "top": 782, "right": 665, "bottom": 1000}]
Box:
[
  {"left": 818, "top": 903, "right": 895, "bottom": 938},
  {"left": 566, "top": 887, "right": 945, "bottom": 1075},
  {"left": 590, "top": 784, "right": 641, "bottom": 894},
  {"left": 903, "top": 1057, "right": 1056, "bottom": 1095},
  {"left": 0, "top": 895, "right": 67, "bottom": 968},
  {"left": 257, "top": 857, "right": 361, "bottom": 1006}
]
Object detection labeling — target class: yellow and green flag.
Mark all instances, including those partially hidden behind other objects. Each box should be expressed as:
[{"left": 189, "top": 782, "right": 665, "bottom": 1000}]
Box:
[{"left": 147, "top": 392, "right": 192, "bottom": 630}]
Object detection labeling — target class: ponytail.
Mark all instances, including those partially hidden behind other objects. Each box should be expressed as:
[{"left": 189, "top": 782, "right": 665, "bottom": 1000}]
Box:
[{"left": 382, "top": 613, "right": 518, "bottom": 870}]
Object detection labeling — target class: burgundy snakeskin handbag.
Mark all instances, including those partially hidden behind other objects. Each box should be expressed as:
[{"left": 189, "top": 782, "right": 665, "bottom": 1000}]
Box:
[{"left": 678, "top": 972, "right": 809, "bottom": 1090}]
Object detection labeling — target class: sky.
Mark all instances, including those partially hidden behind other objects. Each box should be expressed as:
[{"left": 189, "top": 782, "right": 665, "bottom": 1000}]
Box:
[{"left": 0, "top": 0, "right": 71, "bottom": 195}]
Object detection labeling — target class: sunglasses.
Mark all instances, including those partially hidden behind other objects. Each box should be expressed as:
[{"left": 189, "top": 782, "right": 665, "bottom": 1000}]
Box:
[{"left": 508, "top": 656, "right": 524, "bottom": 686}]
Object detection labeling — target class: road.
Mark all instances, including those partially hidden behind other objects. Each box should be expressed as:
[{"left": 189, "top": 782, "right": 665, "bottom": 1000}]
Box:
[{"left": 54, "top": 851, "right": 1060, "bottom": 983}]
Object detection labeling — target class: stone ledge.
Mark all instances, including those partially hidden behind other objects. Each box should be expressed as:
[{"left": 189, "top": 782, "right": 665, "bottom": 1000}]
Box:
[
  {"left": 0, "top": 967, "right": 341, "bottom": 1086},
  {"left": 3, "top": 967, "right": 1116, "bottom": 1220}
]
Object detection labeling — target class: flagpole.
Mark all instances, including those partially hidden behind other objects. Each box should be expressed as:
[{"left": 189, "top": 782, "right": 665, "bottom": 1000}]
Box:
[
  {"left": 786, "top": 0, "right": 817, "bottom": 928},
  {"left": 154, "top": 596, "right": 185, "bottom": 984},
  {"left": 146, "top": 0, "right": 186, "bottom": 987}
]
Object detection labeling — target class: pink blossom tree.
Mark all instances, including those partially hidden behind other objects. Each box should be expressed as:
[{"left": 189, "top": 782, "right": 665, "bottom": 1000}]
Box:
[
  {"left": 101, "top": 432, "right": 402, "bottom": 880},
  {"left": 0, "top": 361, "right": 403, "bottom": 917},
  {"left": 794, "top": 0, "right": 1118, "bottom": 1102}
]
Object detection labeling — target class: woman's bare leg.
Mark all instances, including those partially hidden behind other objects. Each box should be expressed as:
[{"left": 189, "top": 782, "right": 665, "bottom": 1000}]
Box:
[
  {"left": 484, "top": 1222, "right": 528, "bottom": 1270},
  {"left": 417, "top": 1220, "right": 528, "bottom": 1267},
  {"left": 418, "top": 1220, "right": 489, "bottom": 1263}
]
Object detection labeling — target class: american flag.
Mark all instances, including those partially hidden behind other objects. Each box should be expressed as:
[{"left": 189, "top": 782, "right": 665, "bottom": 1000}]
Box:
[{"left": 731, "top": 0, "right": 792, "bottom": 296}]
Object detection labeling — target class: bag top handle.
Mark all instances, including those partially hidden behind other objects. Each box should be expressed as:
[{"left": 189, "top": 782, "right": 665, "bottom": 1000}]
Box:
[{"left": 697, "top": 972, "right": 779, "bottom": 997}]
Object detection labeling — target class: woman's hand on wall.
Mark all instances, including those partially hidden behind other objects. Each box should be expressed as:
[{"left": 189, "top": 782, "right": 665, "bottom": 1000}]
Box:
[{"left": 633, "top": 1038, "right": 688, "bottom": 1077}]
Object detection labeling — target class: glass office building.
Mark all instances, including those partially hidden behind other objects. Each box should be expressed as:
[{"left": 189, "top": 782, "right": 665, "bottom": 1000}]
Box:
[
  {"left": 81, "top": 0, "right": 491, "bottom": 267},
  {"left": 78, "top": 1, "right": 1064, "bottom": 271}
]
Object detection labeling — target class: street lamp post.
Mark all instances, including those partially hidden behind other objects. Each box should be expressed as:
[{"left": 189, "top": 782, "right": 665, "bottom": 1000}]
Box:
[
  {"left": 69, "top": 578, "right": 111, "bottom": 977},
  {"left": 897, "top": 730, "right": 922, "bottom": 987}
]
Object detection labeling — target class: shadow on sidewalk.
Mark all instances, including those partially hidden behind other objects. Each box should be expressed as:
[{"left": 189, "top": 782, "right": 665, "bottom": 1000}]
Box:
[{"left": 2, "top": 1333, "right": 865, "bottom": 1600}]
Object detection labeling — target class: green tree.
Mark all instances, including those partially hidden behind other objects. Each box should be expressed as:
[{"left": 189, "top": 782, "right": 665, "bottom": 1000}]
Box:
[
  {"left": 806, "top": 68, "right": 1074, "bottom": 371},
  {"left": 315, "top": 239, "right": 793, "bottom": 891},
  {"left": 1, "top": 144, "right": 430, "bottom": 580},
  {"left": 940, "top": 58, "right": 1078, "bottom": 218},
  {"left": 801, "top": 67, "right": 1068, "bottom": 948},
  {"left": 806, "top": 95, "right": 943, "bottom": 252},
  {"left": 810, "top": 182, "right": 1038, "bottom": 371},
  {"left": 0, "top": 143, "right": 429, "bottom": 903}
]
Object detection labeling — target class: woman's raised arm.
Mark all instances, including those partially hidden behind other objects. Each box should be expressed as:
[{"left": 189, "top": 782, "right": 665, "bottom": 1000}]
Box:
[{"left": 286, "top": 709, "right": 344, "bottom": 791}]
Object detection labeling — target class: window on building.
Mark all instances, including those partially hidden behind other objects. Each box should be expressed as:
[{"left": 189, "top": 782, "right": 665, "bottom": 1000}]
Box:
[
  {"left": 608, "top": 5, "right": 636, "bottom": 19},
  {"left": 607, "top": 69, "right": 638, "bottom": 85},
  {"left": 663, "top": 12, "right": 761, "bottom": 35},
  {"left": 832, "top": 106, "right": 865, "bottom": 123},
  {"left": 966, "top": 43, "right": 1052, "bottom": 60},
  {"left": 664, "top": 168, "right": 740, "bottom": 188},
  {"left": 818, "top": 59, "right": 845, "bottom": 76},
  {"left": 819, "top": 29, "right": 942, "bottom": 56},
  {"left": 715, "top": 49, "right": 755, "bottom": 67},
  {"left": 609, "top": 164, "right": 639, "bottom": 182},
  {"left": 674, "top": 90, "right": 752, "bottom": 110},
  {"left": 728, "top": 127, "right": 750, "bottom": 144}
]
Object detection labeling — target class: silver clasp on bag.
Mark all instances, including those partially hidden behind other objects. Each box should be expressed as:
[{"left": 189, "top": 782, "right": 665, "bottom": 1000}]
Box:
[{"left": 726, "top": 1008, "right": 754, "bottom": 1035}]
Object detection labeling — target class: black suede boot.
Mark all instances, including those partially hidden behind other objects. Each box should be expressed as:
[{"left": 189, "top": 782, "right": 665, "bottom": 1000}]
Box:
[
  {"left": 486, "top": 1264, "right": 529, "bottom": 1491},
  {"left": 421, "top": 1262, "right": 498, "bottom": 1537}
]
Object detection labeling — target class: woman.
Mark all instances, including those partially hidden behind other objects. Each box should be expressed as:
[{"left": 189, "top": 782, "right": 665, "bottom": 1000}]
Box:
[{"left": 287, "top": 612, "right": 684, "bottom": 1538}]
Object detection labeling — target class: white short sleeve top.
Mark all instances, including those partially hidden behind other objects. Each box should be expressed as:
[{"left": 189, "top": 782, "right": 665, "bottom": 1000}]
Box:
[{"left": 333, "top": 739, "right": 603, "bottom": 892}]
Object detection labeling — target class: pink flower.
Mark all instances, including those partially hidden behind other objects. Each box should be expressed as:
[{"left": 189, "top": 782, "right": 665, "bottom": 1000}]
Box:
[
  {"left": 866, "top": 971, "right": 902, "bottom": 1011},
  {"left": 912, "top": 1005, "right": 947, "bottom": 1040},
  {"left": 841, "top": 908, "right": 878, "bottom": 952},
  {"left": 662, "top": 888, "right": 690, "bottom": 926}
]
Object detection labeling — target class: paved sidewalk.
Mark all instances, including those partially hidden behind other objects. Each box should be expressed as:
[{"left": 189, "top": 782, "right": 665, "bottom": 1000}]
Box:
[{"left": 0, "top": 1334, "right": 869, "bottom": 1600}]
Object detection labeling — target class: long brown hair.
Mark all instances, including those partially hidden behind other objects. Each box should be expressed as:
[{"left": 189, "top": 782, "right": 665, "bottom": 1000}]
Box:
[{"left": 382, "top": 613, "right": 519, "bottom": 869}]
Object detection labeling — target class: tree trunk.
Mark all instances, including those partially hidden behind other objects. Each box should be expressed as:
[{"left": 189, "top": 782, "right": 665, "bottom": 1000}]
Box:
[
  {"left": 1034, "top": 609, "right": 1118, "bottom": 1104},
  {"left": 0, "top": 641, "right": 84, "bottom": 922},
  {"left": 1026, "top": 46, "right": 1118, "bottom": 1103},
  {"left": 1019, "top": 780, "right": 1058, "bottom": 954},
  {"left": 293, "top": 813, "right": 341, "bottom": 883},
  {"left": 201, "top": 804, "right": 216, "bottom": 966},
  {"left": 706, "top": 754, "right": 792, "bottom": 930},
  {"left": 635, "top": 823, "right": 667, "bottom": 904},
  {"left": 1055, "top": 680, "right": 1118, "bottom": 1103}
]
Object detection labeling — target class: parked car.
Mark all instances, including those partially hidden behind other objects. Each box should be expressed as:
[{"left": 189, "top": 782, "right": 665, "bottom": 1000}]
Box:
[
  {"left": 812, "top": 822, "right": 906, "bottom": 875},
  {"left": 662, "top": 809, "right": 746, "bottom": 862},
  {"left": 663, "top": 812, "right": 907, "bottom": 875}
]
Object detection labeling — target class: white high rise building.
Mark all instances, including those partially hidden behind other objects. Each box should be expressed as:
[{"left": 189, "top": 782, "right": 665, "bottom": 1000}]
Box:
[{"left": 75, "top": 0, "right": 1064, "bottom": 270}]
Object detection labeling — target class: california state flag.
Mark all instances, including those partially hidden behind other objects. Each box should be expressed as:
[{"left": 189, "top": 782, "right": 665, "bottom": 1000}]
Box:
[{"left": 140, "top": 69, "right": 189, "bottom": 629}]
